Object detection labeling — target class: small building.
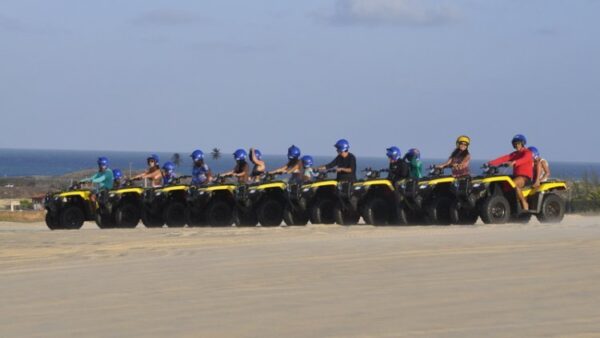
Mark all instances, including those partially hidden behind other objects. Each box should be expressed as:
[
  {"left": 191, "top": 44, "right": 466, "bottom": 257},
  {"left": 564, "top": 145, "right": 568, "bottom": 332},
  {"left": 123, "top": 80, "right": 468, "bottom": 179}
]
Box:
[{"left": 32, "top": 194, "right": 46, "bottom": 211}]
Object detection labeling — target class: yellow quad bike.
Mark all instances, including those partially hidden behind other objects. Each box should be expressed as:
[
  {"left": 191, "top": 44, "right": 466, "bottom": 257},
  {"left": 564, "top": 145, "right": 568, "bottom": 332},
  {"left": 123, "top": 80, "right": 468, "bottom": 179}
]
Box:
[
  {"left": 394, "top": 166, "right": 457, "bottom": 225},
  {"left": 305, "top": 168, "right": 360, "bottom": 225},
  {"left": 234, "top": 173, "right": 288, "bottom": 226},
  {"left": 95, "top": 178, "right": 145, "bottom": 229},
  {"left": 351, "top": 168, "right": 399, "bottom": 225},
  {"left": 44, "top": 181, "right": 96, "bottom": 230},
  {"left": 281, "top": 175, "right": 318, "bottom": 226},
  {"left": 451, "top": 164, "right": 568, "bottom": 224},
  {"left": 186, "top": 174, "right": 237, "bottom": 227},
  {"left": 141, "top": 175, "right": 192, "bottom": 228}
]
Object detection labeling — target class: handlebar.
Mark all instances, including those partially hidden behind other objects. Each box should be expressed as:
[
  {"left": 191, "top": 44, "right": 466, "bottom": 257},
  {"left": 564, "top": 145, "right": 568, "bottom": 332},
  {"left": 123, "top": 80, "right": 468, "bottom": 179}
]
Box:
[
  {"left": 481, "top": 163, "right": 509, "bottom": 175},
  {"left": 428, "top": 165, "right": 444, "bottom": 177},
  {"left": 362, "top": 167, "right": 388, "bottom": 179}
]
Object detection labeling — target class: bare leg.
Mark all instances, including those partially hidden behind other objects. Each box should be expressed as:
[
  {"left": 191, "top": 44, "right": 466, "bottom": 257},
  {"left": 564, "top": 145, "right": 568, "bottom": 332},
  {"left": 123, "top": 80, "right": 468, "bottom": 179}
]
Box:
[{"left": 513, "top": 177, "right": 529, "bottom": 211}]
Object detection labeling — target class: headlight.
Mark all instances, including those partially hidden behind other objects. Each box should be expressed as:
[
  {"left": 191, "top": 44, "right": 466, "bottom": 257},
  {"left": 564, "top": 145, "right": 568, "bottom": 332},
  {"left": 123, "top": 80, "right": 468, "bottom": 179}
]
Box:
[
  {"left": 199, "top": 191, "right": 205, "bottom": 195},
  {"left": 109, "top": 193, "right": 116, "bottom": 198},
  {"left": 419, "top": 184, "right": 429, "bottom": 189},
  {"left": 354, "top": 186, "right": 363, "bottom": 190},
  {"left": 473, "top": 183, "right": 482, "bottom": 188},
  {"left": 302, "top": 188, "right": 310, "bottom": 192},
  {"left": 62, "top": 197, "right": 68, "bottom": 203},
  {"left": 155, "top": 191, "right": 162, "bottom": 196},
  {"left": 453, "top": 181, "right": 460, "bottom": 188},
  {"left": 249, "top": 189, "right": 257, "bottom": 194}
]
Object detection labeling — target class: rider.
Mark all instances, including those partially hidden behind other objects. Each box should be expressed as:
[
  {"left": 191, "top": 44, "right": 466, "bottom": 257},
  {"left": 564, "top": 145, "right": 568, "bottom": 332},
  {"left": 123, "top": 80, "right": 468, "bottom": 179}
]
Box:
[
  {"left": 404, "top": 148, "right": 424, "bottom": 179},
  {"left": 133, "top": 154, "right": 163, "bottom": 187},
  {"left": 80, "top": 157, "right": 114, "bottom": 201},
  {"left": 161, "top": 161, "right": 177, "bottom": 186},
  {"left": 270, "top": 145, "right": 303, "bottom": 184},
  {"left": 249, "top": 148, "right": 266, "bottom": 182},
  {"left": 488, "top": 134, "right": 533, "bottom": 210},
  {"left": 190, "top": 149, "right": 212, "bottom": 186},
  {"left": 386, "top": 146, "right": 409, "bottom": 182},
  {"left": 222, "top": 149, "right": 249, "bottom": 183},
  {"left": 301, "top": 155, "right": 318, "bottom": 182},
  {"left": 319, "top": 139, "right": 356, "bottom": 182},
  {"left": 112, "top": 169, "right": 125, "bottom": 188},
  {"left": 436, "top": 135, "right": 472, "bottom": 177},
  {"left": 529, "top": 146, "right": 551, "bottom": 188}
]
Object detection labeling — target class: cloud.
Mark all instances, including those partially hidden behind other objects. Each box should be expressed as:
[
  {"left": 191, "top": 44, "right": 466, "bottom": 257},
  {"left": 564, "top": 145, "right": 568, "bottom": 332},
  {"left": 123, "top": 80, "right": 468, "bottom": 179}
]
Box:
[
  {"left": 0, "top": 14, "right": 25, "bottom": 32},
  {"left": 535, "top": 27, "right": 559, "bottom": 37},
  {"left": 316, "top": 0, "right": 459, "bottom": 26},
  {"left": 190, "top": 41, "right": 279, "bottom": 54},
  {"left": 132, "top": 9, "right": 205, "bottom": 27}
]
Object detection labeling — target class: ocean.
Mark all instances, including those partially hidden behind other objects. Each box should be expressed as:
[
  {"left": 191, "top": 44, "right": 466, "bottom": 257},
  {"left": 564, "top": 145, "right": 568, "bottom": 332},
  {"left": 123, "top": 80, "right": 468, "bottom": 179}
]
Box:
[{"left": 1, "top": 148, "right": 599, "bottom": 180}]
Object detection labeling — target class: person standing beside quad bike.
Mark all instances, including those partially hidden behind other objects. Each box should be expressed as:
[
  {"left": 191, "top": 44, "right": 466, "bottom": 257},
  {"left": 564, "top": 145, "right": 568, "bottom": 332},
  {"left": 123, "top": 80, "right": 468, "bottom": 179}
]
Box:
[
  {"left": 487, "top": 134, "right": 533, "bottom": 211},
  {"left": 270, "top": 145, "right": 303, "bottom": 184},
  {"left": 435, "top": 135, "right": 472, "bottom": 177},
  {"left": 133, "top": 154, "right": 163, "bottom": 187}
]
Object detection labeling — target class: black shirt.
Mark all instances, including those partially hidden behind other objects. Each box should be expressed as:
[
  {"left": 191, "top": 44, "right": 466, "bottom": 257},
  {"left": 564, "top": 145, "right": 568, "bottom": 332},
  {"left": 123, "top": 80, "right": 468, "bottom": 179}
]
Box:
[
  {"left": 388, "top": 159, "right": 409, "bottom": 182},
  {"left": 325, "top": 153, "right": 357, "bottom": 181}
]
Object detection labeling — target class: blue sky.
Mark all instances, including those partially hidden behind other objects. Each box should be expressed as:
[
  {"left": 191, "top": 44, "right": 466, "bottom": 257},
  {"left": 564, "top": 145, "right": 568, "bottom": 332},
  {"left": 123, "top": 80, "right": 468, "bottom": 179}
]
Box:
[{"left": 1, "top": 0, "right": 599, "bottom": 162}]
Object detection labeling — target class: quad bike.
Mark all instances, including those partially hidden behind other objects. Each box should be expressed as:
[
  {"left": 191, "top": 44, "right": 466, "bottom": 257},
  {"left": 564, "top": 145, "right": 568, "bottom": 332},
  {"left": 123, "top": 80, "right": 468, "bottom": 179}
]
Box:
[
  {"left": 451, "top": 164, "right": 568, "bottom": 224},
  {"left": 95, "top": 178, "right": 145, "bottom": 229},
  {"left": 186, "top": 173, "right": 237, "bottom": 227},
  {"left": 44, "top": 181, "right": 96, "bottom": 230},
  {"left": 394, "top": 166, "right": 457, "bottom": 225},
  {"left": 234, "top": 172, "right": 287, "bottom": 226},
  {"left": 141, "top": 175, "right": 191, "bottom": 228},
  {"left": 351, "top": 168, "right": 398, "bottom": 225},
  {"left": 304, "top": 168, "right": 360, "bottom": 225}
]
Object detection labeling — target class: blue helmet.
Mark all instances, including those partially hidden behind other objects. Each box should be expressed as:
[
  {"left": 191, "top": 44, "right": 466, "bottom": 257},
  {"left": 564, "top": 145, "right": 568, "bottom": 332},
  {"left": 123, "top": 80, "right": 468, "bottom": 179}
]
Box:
[
  {"left": 512, "top": 134, "right": 527, "bottom": 146},
  {"left": 406, "top": 148, "right": 420, "bottom": 160},
  {"left": 288, "top": 145, "right": 301, "bottom": 160},
  {"left": 301, "top": 155, "right": 314, "bottom": 168},
  {"left": 112, "top": 169, "right": 123, "bottom": 180},
  {"left": 334, "top": 139, "right": 350, "bottom": 152},
  {"left": 97, "top": 156, "right": 109, "bottom": 168},
  {"left": 528, "top": 146, "right": 540, "bottom": 159},
  {"left": 191, "top": 149, "right": 204, "bottom": 162},
  {"left": 147, "top": 154, "right": 160, "bottom": 165},
  {"left": 254, "top": 149, "right": 262, "bottom": 160},
  {"left": 386, "top": 146, "right": 401, "bottom": 161},
  {"left": 162, "top": 161, "right": 176, "bottom": 174},
  {"left": 233, "top": 149, "right": 247, "bottom": 161}
]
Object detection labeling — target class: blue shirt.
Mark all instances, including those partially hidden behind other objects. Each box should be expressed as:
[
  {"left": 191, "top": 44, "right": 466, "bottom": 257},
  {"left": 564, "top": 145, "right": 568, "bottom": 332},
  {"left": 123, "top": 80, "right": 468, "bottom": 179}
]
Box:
[
  {"left": 191, "top": 164, "right": 210, "bottom": 185},
  {"left": 163, "top": 173, "right": 177, "bottom": 186}
]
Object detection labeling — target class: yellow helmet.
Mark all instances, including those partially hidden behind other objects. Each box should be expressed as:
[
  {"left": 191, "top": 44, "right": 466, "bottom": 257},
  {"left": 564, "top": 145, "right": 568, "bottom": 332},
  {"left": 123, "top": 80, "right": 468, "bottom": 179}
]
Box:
[{"left": 456, "top": 135, "right": 471, "bottom": 147}]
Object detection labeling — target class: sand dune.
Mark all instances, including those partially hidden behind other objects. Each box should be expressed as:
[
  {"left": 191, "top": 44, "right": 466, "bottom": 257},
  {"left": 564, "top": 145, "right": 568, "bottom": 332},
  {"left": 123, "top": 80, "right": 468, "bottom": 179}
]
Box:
[{"left": 1, "top": 216, "right": 600, "bottom": 337}]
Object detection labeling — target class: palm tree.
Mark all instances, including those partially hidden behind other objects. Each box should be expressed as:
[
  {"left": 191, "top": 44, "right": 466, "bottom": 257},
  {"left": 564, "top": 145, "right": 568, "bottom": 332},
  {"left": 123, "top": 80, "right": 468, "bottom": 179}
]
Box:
[
  {"left": 211, "top": 148, "right": 221, "bottom": 160},
  {"left": 171, "top": 153, "right": 181, "bottom": 166}
]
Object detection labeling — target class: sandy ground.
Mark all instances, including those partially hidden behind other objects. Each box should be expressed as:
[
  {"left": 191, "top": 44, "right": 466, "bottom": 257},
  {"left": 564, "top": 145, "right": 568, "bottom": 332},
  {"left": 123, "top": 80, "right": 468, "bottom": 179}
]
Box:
[{"left": 1, "top": 216, "right": 600, "bottom": 338}]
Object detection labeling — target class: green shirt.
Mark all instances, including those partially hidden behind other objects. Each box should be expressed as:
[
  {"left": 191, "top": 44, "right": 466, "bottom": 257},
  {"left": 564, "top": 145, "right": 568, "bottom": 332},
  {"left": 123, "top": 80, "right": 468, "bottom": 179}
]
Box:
[
  {"left": 83, "top": 169, "right": 114, "bottom": 190},
  {"left": 408, "top": 159, "right": 423, "bottom": 179}
]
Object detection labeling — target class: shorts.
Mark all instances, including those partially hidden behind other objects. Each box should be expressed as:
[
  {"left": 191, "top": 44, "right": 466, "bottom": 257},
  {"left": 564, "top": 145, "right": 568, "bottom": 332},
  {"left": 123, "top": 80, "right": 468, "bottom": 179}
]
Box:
[{"left": 512, "top": 175, "right": 532, "bottom": 186}]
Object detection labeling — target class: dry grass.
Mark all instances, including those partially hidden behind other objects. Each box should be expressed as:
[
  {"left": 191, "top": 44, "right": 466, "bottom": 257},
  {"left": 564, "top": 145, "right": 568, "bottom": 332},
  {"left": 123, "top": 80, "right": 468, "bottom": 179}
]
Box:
[{"left": 0, "top": 210, "right": 45, "bottom": 222}]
